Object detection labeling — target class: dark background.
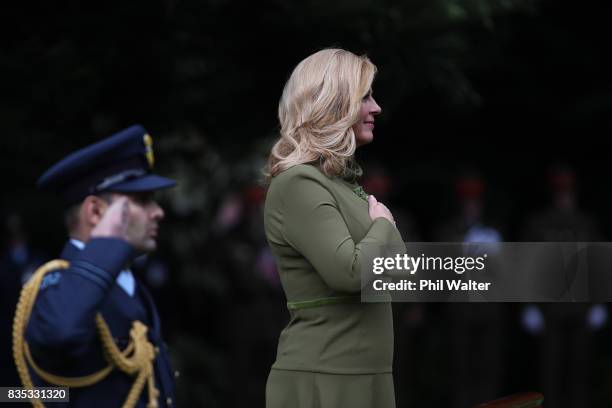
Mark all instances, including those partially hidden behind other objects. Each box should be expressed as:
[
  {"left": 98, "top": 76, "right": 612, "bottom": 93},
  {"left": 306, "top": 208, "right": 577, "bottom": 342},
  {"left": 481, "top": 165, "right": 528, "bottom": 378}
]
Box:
[{"left": 2, "top": 0, "right": 612, "bottom": 406}]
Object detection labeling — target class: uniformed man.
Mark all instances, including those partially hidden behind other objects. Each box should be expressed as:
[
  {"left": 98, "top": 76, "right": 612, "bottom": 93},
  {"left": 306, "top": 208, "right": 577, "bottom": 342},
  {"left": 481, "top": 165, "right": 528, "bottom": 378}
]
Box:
[{"left": 16, "top": 125, "right": 177, "bottom": 407}]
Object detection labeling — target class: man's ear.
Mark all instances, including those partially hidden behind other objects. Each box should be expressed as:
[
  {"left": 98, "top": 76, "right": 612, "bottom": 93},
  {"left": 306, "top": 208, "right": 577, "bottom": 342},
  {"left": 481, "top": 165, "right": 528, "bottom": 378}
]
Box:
[{"left": 82, "top": 195, "right": 110, "bottom": 227}]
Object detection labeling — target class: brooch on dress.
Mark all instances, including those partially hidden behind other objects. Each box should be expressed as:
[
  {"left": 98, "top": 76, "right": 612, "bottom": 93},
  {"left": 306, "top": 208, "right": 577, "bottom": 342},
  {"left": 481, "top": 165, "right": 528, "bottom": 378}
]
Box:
[{"left": 352, "top": 185, "right": 369, "bottom": 201}]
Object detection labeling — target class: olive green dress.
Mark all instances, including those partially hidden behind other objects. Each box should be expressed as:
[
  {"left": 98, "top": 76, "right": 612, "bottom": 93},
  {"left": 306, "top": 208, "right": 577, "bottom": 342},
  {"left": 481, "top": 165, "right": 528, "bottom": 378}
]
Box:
[{"left": 264, "top": 164, "right": 406, "bottom": 408}]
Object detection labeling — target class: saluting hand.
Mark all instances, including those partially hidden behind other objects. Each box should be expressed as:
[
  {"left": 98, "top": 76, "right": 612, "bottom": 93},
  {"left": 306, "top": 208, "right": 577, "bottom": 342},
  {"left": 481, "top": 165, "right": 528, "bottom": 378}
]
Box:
[
  {"left": 91, "top": 196, "right": 130, "bottom": 241},
  {"left": 368, "top": 195, "right": 396, "bottom": 227}
]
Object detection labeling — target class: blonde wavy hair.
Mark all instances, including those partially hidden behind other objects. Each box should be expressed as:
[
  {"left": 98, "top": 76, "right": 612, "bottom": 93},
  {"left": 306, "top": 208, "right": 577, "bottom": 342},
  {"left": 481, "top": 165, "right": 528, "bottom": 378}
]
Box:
[{"left": 265, "top": 48, "right": 377, "bottom": 181}]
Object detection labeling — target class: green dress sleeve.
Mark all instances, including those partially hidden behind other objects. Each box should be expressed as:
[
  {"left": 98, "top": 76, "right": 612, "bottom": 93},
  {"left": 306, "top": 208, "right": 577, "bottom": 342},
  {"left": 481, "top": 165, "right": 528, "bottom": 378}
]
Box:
[{"left": 280, "top": 168, "right": 405, "bottom": 293}]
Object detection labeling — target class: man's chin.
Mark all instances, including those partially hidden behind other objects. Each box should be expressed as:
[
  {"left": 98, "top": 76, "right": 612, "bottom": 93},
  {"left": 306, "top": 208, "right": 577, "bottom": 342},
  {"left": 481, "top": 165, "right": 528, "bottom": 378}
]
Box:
[{"left": 132, "top": 241, "right": 157, "bottom": 255}]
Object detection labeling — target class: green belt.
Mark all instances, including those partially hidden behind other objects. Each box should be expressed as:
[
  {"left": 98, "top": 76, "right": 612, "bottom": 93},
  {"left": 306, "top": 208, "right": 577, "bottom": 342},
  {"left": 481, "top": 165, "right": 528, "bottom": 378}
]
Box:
[{"left": 287, "top": 296, "right": 361, "bottom": 310}]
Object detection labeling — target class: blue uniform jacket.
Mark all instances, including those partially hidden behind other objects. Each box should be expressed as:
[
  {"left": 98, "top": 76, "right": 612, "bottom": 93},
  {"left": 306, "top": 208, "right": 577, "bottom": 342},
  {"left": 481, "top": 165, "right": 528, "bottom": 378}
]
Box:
[{"left": 25, "top": 238, "right": 177, "bottom": 407}]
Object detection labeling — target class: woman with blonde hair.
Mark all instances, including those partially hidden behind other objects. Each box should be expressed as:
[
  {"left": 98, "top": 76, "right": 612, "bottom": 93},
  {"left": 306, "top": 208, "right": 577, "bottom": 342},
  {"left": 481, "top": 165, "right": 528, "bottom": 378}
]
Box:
[{"left": 264, "top": 48, "right": 405, "bottom": 408}]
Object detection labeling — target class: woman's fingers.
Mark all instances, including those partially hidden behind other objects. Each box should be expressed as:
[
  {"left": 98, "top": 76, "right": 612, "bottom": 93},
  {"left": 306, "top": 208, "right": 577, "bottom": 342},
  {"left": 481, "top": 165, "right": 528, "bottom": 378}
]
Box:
[{"left": 367, "top": 195, "right": 396, "bottom": 226}]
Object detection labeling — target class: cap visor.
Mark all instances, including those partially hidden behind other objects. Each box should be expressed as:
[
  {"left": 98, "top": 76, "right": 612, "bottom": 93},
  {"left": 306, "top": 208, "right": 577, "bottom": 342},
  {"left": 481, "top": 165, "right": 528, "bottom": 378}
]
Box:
[{"left": 108, "top": 174, "right": 177, "bottom": 193}]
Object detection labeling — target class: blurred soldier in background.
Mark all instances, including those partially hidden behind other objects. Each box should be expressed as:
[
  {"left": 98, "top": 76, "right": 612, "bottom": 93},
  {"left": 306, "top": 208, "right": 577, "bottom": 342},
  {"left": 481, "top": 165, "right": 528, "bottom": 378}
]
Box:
[
  {"left": 521, "top": 164, "right": 604, "bottom": 408},
  {"left": 437, "top": 170, "right": 505, "bottom": 407}
]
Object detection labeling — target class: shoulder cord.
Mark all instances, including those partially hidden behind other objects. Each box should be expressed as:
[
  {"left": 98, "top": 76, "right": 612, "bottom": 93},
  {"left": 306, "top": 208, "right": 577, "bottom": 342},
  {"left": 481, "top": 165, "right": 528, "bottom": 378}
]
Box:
[{"left": 13, "top": 260, "right": 160, "bottom": 408}]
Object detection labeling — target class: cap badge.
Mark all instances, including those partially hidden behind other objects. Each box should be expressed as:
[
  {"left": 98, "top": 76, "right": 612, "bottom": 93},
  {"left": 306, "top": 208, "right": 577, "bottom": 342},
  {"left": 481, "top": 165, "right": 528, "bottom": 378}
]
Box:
[{"left": 144, "top": 133, "right": 155, "bottom": 168}]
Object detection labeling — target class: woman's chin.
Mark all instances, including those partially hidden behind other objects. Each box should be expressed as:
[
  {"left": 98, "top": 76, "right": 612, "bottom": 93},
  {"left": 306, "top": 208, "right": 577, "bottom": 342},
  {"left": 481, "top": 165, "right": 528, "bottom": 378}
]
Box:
[{"left": 356, "top": 133, "right": 374, "bottom": 147}]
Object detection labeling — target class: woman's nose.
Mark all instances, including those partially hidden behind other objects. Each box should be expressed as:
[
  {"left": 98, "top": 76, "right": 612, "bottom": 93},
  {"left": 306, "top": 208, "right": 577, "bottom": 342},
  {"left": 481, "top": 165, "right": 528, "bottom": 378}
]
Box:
[{"left": 371, "top": 97, "right": 382, "bottom": 115}]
